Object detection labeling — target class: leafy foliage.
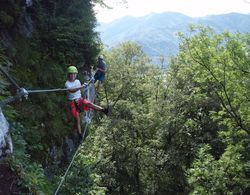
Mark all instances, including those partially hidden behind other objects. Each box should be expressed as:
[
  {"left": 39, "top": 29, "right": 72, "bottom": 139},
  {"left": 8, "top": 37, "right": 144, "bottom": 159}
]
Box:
[
  {"left": 178, "top": 26, "right": 250, "bottom": 194},
  {"left": 8, "top": 122, "right": 52, "bottom": 194},
  {"left": 74, "top": 28, "right": 250, "bottom": 194},
  {"left": 1, "top": 2, "right": 249, "bottom": 192}
]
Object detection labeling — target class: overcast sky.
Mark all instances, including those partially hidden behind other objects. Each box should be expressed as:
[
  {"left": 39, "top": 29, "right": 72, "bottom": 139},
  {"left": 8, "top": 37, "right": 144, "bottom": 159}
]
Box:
[{"left": 94, "top": 0, "right": 250, "bottom": 23}]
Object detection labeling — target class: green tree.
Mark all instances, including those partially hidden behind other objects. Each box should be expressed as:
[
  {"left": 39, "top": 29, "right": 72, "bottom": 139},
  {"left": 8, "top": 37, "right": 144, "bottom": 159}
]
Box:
[
  {"left": 80, "top": 28, "right": 250, "bottom": 194},
  {"left": 177, "top": 26, "right": 250, "bottom": 194}
]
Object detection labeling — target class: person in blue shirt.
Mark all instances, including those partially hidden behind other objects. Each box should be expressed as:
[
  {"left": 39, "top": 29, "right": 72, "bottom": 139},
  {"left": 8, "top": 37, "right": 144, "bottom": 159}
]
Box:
[{"left": 94, "top": 55, "right": 107, "bottom": 92}]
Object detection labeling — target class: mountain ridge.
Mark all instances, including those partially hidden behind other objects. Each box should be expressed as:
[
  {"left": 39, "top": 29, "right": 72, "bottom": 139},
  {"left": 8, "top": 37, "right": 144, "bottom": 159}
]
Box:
[{"left": 97, "top": 12, "right": 250, "bottom": 62}]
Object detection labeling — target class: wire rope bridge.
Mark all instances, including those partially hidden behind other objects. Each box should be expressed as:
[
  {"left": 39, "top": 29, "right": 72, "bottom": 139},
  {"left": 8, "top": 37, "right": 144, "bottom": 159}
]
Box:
[{"left": 0, "top": 66, "right": 96, "bottom": 194}]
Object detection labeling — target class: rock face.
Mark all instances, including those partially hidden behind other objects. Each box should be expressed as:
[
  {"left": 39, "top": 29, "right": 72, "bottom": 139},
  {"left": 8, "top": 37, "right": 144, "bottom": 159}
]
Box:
[
  {"left": 16, "top": 6, "right": 34, "bottom": 38},
  {"left": 26, "top": 0, "right": 33, "bottom": 7},
  {"left": 0, "top": 0, "right": 34, "bottom": 47},
  {"left": 0, "top": 1, "right": 34, "bottom": 158},
  {"left": 0, "top": 108, "right": 13, "bottom": 159}
]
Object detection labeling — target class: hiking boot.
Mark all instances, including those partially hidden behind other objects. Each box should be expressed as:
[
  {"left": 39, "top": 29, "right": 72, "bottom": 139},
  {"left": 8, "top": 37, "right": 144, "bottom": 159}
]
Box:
[
  {"left": 78, "top": 133, "right": 83, "bottom": 143},
  {"left": 102, "top": 107, "right": 109, "bottom": 115},
  {"left": 102, "top": 104, "right": 112, "bottom": 115}
]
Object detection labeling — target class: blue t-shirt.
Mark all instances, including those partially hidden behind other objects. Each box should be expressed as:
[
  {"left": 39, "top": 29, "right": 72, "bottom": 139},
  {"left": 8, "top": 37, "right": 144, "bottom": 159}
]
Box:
[{"left": 97, "top": 59, "right": 107, "bottom": 71}]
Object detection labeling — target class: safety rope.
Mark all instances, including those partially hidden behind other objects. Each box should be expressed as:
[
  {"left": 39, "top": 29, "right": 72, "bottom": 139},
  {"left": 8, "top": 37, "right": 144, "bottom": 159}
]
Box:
[
  {"left": 27, "top": 78, "right": 94, "bottom": 94},
  {"left": 53, "top": 123, "right": 88, "bottom": 195},
  {"left": 103, "top": 83, "right": 110, "bottom": 106},
  {"left": 0, "top": 66, "right": 20, "bottom": 89},
  {"left": 27, "top": 88, "right": 68, "bottom": 93},
  {"left": 0, "top": 86, "right": 84, "bottom": 108}
]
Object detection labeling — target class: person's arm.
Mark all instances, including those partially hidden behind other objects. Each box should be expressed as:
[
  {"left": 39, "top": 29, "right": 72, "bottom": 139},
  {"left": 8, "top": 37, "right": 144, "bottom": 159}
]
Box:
[
  {"left": 97, "top": 68, "right": 106, "bottom": 73},
  {"left": 67, "top": 84, "right": 85, "bottom": 93},
  {"left": 97, "top": 62, "right": 107, "bottom": 73},
  {"left": 66, "top": 80, "right": 86, "bottom": 93}
]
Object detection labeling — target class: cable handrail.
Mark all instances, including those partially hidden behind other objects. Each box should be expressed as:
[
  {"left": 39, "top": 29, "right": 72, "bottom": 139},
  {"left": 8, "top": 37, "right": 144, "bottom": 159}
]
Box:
[
  {"left": 53, "top": 123, "right": 89, "bottom": 195},
  {"left": 0, "top": 75, "right": 95, "bottom": 108},
  {"left": 0, "top": 66, "right": 21, "bottom": 89}
]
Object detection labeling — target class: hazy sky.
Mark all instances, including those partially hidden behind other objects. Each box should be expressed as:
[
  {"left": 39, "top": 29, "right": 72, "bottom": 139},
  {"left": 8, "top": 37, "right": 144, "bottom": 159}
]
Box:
[{"left": 95, "top": 0, "right": 250, "bottom": 23}]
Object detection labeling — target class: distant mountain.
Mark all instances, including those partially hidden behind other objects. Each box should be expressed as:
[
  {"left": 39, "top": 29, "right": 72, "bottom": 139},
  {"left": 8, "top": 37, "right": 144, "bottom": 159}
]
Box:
[{"left": 96, "top": 12, "right": 250, "bottom": 62}]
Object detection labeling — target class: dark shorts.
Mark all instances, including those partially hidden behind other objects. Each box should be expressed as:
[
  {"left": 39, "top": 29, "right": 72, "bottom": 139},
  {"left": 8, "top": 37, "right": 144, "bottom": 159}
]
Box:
[
  {"left": 94, "top": 71, "right": 105, "bottom": 83},
  {"left": 68, "top": 97, "right": 90, "bottom": 118}
]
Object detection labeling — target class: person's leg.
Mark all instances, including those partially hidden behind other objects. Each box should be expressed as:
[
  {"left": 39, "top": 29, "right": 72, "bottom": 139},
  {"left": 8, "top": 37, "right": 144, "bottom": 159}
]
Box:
[
  {"left": 97, "top": 74, "right": 105, "bottom": 92},
  {"left": 94, "top": 71, "right": 100, "bottom": 84},
  {"left": 83, "top": 99, "right": 103, "bottom": 111},
  {"left": 85, "top": 99, "right": 103, "bottom": 111},
  {"left": 96, "top": 80, "right": 101, "bottom": 93},
  {"left": 88, "top": 102, "right": 104, "bottom": 111},
  {"left": 75, "top": 112, "right": 81, "bottom": 134},
  {"left": 83, "top": 99, "right": 109, "bottom": 115},
  {"left": 94, "top": 75, "right": 98, "bottom": 84},
  {"left": 69, "top": 101, "right": 82, "bottom": 136}
]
